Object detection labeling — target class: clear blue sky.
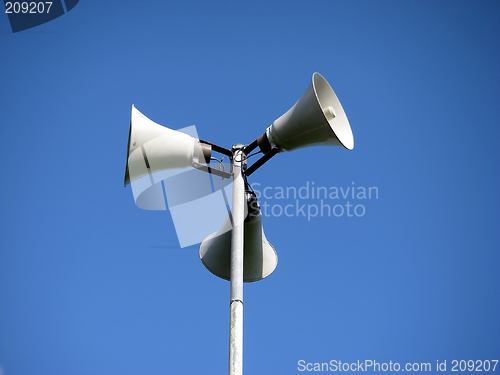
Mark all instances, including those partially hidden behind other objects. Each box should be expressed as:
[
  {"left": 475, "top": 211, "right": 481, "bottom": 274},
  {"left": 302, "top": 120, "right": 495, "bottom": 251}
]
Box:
[{"left": 1, "top": 1, "right": 499, "bottom": 374}]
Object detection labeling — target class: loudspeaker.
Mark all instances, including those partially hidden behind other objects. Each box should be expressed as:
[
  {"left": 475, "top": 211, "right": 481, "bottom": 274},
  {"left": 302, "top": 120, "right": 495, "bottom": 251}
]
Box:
[
  {"left": 199, "top": 192, "right": 278, "bottom": 282},
  {"left": 257, "top": 72, "right": 354, "bottom": 153},
  {"left": 124, "top": 105, "right": 211, "bottom": 186}
]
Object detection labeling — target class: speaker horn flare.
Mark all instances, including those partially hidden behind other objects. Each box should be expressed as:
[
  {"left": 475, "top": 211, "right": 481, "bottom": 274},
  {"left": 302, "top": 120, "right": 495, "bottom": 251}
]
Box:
[
  {"left": 258, "top": 72, "right": 354, "bottom": 153},
  {"left": 199, "top": 192, "right": 278, "bottom": 282},
  {"left": 124, "top": 105, "right": 211, "bottom": 186}
]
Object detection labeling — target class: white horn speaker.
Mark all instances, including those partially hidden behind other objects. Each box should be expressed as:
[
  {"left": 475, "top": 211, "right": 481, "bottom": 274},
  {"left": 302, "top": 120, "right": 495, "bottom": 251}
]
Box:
[
  {"left": 199, "top": 192, "right": 277, "bottom": 282},
  {"left": 124, "top": 105, "right": 211, "bottom": 186},
  {"left": 257, "top": 72, "right": 354, "bottom": 153}
]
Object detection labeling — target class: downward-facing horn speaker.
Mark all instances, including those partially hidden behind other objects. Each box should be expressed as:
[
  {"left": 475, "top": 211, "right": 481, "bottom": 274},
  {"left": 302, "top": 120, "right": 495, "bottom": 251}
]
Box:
[{"left": 199, "top": 192, "right": 277, "bottom": 282}]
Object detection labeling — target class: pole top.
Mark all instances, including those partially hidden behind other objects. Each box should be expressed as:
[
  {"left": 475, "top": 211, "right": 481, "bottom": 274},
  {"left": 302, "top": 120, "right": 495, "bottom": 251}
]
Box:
[{"left": 232, "top": 144, "right": 245, "bottom": 152}]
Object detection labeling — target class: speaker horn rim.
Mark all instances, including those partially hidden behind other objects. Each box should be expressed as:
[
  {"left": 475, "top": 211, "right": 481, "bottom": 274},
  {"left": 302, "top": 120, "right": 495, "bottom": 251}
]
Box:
[
  {"left": 123, "top": 105, "right": 135, "bottom": 186},
  {"left": 312, "top": 72, "right": 354, "bottom": 151},
  {"left": 199, "top": 231, "right": 278, "bottom": 283}
]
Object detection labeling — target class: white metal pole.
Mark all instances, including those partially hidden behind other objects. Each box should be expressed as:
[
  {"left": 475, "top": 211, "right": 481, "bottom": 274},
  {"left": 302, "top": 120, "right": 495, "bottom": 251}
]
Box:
[{"left": 229, "top": 146, "right": 245, "bottom": 375}]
